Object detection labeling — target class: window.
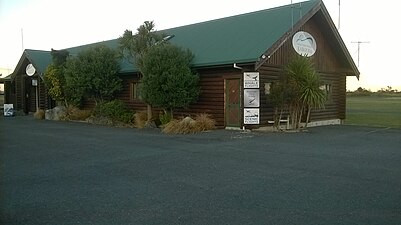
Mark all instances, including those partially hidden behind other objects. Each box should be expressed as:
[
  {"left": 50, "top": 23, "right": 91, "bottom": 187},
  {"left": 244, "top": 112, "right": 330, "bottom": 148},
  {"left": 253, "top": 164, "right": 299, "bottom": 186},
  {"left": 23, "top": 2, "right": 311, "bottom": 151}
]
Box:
[
  {"left": 130, "top": 82, "right": 142, "bottom": 100},
  {"left": 320, "top": 84, "right": 332, "bottom": 101},
  {"left": 264, "top": 82, "right": 272, "bottom": 95}
]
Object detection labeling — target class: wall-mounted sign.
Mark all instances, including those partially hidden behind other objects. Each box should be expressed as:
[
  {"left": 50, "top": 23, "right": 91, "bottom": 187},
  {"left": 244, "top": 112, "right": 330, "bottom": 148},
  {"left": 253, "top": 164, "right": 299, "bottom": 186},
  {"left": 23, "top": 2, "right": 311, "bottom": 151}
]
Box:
[
  {"left": 292, "top": 31, "right": 317, "bottom": 57},
  {"left": 244, "top": 108, "right": 259, "bottom": 124},
  {"left": 32, "top": 79, "right": 38, "bottom": 86},
  {"left": 244, "top": 89, "right": 260, "bottom": 107},
  {"left": 243, "top": 72, "right": 259, "bottom": 88},
  {"left": 4, "top": 104, "right": 14, "bottom": 116},
  {"left": 26, "top": 64, "right": 36, "bottom": 76}
]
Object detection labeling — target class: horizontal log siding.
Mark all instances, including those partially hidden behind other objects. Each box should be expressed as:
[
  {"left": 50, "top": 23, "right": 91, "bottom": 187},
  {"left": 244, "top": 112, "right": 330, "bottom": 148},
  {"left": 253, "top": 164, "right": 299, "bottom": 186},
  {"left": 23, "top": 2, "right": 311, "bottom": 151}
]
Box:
[
  {"left": 258, "top": 64, "right": 282, "bottom": 126},
  {"left": 15, "top": 74, "right": 23, "bottom": 110},
  {"left": 38, "top": 78, "right": 49, "bottom": 110},
  {"left": 105, "top": 68, "right": 240, "bottom": 128},
  {"left": 117, "top": 77, "right": 147, "bottom": 111},
  {"left": 258, "top": 15, "right": 348, "bottom": 124},
  {"left": 175, "top": 68, "right": 241, "bottom": 128},
  {"left": 175, "top": 75, "right": 225, "bottom": 127}
]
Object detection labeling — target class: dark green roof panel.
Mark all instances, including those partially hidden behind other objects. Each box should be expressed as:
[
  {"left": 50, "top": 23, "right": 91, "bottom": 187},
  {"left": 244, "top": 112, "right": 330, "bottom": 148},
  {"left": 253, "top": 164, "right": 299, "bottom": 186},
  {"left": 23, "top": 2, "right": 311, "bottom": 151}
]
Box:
[
  {"left": 165, "top": 0, "right": 318, "bottom": 67},
  {"left": 25, "top": 49, "right": 53, "bottom": 74},
  {"left": 20, "top": 0, "right": 320, "bottom": 74}
]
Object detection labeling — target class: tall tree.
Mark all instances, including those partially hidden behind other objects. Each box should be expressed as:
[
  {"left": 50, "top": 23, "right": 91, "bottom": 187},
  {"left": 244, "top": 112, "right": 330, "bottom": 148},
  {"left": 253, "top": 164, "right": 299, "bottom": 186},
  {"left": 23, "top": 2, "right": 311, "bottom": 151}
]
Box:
[
  {"left": 118, "top": 21, "right": 166, "bottom": 121},
  {"left": 44, "top": 49, "right": 70, "bottom": 106},
  {"left": 285, "top": 55, "right": 326, "bottom": 128},
  {"left": 64, "top": 45, "right": 122, "bottom": 106},
  {"left": 140, "top": 44, "right": 199, "bottom": 117}
]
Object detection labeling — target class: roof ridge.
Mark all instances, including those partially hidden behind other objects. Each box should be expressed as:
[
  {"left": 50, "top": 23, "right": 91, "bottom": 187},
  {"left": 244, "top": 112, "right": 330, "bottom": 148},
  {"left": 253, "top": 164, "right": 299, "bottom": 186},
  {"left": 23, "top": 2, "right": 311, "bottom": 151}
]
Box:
[
  {"left": 60, "top": 0, "right": 319, "bottom": 51},
  {"left": 162, "top": 0, "right": 318, "bottom": 32}
]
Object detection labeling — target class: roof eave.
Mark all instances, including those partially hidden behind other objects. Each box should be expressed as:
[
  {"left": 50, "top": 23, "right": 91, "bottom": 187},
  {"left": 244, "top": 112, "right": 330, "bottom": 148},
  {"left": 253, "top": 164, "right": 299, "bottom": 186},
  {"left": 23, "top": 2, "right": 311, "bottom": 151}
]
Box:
[{"left": 318, "top": 2, "right": 360, "bottom": 79}]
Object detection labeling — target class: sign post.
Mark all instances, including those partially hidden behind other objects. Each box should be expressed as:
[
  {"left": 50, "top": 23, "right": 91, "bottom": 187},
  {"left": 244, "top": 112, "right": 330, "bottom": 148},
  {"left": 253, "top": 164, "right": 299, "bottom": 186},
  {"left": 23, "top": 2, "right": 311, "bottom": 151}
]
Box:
[{"left": 243, "top": 72, "right": 260, "bottom": 126}]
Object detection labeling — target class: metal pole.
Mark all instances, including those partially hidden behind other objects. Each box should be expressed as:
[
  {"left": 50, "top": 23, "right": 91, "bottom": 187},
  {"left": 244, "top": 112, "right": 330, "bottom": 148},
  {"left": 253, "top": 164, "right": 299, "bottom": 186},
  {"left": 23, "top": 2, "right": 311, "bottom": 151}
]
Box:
[
  {"left": 351, "top": 41, "right": 370, "bottom": 67},
  {"left": 36, "top": 85, "right": 39, "bottom": 112},
  {"left": 21, "top": 28, "right": 24, "bottom": 51},
  {"left": 338, "top": 0, "right": 341, "bottom": 29}
]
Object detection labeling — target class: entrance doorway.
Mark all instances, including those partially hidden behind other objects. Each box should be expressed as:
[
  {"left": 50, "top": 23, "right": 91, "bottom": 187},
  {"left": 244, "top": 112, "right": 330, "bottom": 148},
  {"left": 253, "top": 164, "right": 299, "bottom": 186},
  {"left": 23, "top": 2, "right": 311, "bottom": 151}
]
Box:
[
  {"left": 225, "top": 78, "right": 241, "bottom": 127},
  {"left": 24, "top": 77, "right": 36, "bottom": 113}
]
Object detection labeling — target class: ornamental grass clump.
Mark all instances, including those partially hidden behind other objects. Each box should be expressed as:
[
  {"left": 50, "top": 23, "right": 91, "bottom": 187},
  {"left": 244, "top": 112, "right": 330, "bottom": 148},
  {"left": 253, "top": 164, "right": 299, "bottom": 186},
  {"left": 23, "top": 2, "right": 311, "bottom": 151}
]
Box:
[
  {"left": 162, "top": 114, "right": 215, "bottom": 134},
  {"left": 34, "top": 110, "right": 45, "bottom": 120},
  {"left": 134, "top": 110, "right": 148, "bottom": 128},
  {"left": 65, "top": 106, "right": 92, "bottom": 121}
]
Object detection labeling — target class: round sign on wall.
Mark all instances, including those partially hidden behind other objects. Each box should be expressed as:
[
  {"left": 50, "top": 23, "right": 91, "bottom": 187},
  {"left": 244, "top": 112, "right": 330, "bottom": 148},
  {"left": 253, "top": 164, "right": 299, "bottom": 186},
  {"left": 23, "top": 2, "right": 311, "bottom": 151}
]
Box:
[
  {"left": 26, "top": 63, "right": 36, "bottom": 76},
  {"left": 292, "top": 31, "right": 317, "bottom": 57}
]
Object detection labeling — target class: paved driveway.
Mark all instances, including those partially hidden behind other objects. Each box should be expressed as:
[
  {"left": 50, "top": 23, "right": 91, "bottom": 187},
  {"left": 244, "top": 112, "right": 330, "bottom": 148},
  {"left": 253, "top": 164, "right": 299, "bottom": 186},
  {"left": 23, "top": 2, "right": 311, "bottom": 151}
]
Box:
[{"left": 1, "top": 116, "right": 401, "bottom": 225}]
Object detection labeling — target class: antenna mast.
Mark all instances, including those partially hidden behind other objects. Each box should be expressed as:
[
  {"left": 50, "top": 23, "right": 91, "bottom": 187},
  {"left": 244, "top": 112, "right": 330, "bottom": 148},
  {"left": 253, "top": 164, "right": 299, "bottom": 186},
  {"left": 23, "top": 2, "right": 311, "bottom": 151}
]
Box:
[
  {"left": 338, "top": 0, "right": 341, "bottom": 29},
  {"left": 351, "top": 41, "right": 369, "bottom": 67},
  {"left": 291, "top": 0, "right": 294, "bottom": 31},
  {"left": 21, "top": 28, "right": 24, "bottom": 51}
]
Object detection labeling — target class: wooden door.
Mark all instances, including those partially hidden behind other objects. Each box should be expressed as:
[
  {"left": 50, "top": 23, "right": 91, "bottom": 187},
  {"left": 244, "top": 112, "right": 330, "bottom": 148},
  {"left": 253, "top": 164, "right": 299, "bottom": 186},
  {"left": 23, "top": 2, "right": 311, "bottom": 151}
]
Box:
[
  {"left": 225, "top": 78, "right": 241, "bottom": 127},
  {"left": 24, "top": 77, "right": 36, "bottom": 113}
]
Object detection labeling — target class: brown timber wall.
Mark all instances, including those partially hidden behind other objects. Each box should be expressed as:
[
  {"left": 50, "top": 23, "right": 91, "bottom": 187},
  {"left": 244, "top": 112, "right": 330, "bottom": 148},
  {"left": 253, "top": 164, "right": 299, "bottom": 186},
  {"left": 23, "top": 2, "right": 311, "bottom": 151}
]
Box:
[
  {"left": 258, "top": 14, "right": 348, "bottom": 124},
  {"left": 111, "top": 68, "right": 240, "bottom": 128},
  {"left": 175, "top": 67, "right": 231, "bottom": 128}
]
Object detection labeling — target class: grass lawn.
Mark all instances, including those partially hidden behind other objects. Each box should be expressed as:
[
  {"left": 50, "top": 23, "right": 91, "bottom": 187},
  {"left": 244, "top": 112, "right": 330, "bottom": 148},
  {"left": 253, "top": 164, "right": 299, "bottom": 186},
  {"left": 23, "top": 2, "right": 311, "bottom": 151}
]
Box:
[{"left": 346, "top": 95, "right": 401, "bottom": 128}]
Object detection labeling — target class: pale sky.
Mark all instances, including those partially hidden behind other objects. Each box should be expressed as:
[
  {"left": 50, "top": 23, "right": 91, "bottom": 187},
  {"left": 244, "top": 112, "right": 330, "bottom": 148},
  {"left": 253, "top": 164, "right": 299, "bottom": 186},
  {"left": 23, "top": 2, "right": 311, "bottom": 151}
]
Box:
[{"left": 0, "top": 0, "right": 400, "bottom": 91}]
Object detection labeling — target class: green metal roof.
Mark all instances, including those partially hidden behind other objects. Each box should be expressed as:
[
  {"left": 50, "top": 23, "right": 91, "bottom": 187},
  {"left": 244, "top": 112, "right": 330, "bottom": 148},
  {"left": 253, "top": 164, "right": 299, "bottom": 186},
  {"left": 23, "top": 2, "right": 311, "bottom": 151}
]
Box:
[
  {"left": 24, "top": 49, "right": 53, "bottom": 75},
  {"left": 15, "top": 0, "right": 324, "bottom": 75},
  {"left": 165, "top": 0, "right": 318, "bottom": 68},
  {"left": 64, "top": 0, "right": 319, "bottom": 73}
]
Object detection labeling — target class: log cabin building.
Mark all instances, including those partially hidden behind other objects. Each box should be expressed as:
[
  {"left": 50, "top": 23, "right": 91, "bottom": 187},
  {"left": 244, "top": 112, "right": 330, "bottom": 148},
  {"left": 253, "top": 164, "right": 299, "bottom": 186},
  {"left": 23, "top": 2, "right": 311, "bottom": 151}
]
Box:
[{"left": 5, "top": 0, "right": 359, "bottom": 128}]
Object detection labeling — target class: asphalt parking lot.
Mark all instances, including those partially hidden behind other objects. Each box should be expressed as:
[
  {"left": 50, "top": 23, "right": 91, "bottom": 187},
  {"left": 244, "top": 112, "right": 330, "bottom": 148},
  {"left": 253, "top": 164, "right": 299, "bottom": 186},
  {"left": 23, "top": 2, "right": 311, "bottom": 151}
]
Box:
[{"left": 1, "top": 116, "right": 401, "bottom": 225}]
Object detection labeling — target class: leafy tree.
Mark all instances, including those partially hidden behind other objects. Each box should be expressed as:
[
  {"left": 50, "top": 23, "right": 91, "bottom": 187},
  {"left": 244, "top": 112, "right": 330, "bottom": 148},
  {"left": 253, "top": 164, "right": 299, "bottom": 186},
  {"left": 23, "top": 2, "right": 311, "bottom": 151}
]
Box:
[
  {"left": 118, "top": 21, "right": 166, "bottom": 121},
  {"left": 64, "top": 45, "right": 122, "bottom": 105},
  {"left": 298, "top": 70, "right": 326, "bottom": 127},
  {"left": 44, "top": 49, "right": 69, "bottom": 105},
  {"left": 119, "top": 21, "right": 165, "bottom": 69},
  {"left": 140, "top": 44, "right": 199, "bottom": 117},
  {"left": 270, "top": 55, "right": 326, "bottom": 129}
]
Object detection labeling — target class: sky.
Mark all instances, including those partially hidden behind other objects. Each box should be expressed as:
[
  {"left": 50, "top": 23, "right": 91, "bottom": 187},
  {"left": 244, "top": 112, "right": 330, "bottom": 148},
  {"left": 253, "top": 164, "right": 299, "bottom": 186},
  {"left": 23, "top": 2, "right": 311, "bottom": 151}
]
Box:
[{"left": 0, "top": 0, "right": 400, "bottom": 91}]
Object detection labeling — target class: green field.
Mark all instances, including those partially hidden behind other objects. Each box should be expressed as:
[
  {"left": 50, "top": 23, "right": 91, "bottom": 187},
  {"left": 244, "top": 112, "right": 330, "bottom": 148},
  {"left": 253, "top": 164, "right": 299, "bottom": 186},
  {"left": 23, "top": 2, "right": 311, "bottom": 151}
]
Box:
[{"left": 346, "top": 95, "right": 401, "bottom": 128}]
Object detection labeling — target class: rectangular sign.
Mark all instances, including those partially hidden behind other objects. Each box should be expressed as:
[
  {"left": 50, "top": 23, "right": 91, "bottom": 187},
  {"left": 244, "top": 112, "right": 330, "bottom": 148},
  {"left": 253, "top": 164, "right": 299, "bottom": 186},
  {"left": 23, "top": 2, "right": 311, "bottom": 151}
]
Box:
[
  {"left": 4, "top": 104, "right": 14, "bottom": 116},
  {"left": 244, "top": 108, "right": 259, "bottom": 124},
  {"left": 243, "top": 72, "right": 259, "bottom": 88},
  {"left": 32, "top": 79, "right": 38, "bottom": 86},
  {"left": 244, "top": 89, "right": 260, "bottom": 107}
]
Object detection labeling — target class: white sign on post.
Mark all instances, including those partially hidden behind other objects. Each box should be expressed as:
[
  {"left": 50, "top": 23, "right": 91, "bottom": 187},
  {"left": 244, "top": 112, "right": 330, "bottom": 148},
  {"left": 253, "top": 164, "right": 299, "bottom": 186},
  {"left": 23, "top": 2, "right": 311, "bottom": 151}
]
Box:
[
  {"left": 4, "top": 104, "right": 14, "bottom": 116},
  {"left": 244, "top": 89, "right": 260, "bottom": 107},
  {"left": 243, "top": 72, "right": 259, "bottom": 88},
  {"left": 244, "top": 108, "right": 259, "bottom": 124}
]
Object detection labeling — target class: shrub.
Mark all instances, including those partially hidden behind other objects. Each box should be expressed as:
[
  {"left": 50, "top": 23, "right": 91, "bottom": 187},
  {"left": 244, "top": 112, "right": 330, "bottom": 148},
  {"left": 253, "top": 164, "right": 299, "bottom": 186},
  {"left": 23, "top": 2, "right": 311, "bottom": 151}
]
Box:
[
  {"left": 159, "top": 112, "right": 172, "bottom": 125},
  {"left": 34, "top": 110, "right": 45, "bottom": 120},
  {"left": 94, "top": 100, "right": 134, "bottom": 124}
]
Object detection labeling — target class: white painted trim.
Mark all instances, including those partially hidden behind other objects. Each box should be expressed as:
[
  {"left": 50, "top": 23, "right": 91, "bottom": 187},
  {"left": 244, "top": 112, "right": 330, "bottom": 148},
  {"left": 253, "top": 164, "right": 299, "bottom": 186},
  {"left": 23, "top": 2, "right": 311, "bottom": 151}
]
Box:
[{"left": 304, "top": 119, "right": 341, "bottom": 128}]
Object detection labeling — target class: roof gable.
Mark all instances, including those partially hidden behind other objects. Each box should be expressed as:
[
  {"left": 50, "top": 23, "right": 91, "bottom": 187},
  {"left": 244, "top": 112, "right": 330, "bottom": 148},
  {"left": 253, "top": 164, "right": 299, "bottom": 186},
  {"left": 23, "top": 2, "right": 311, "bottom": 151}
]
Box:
[
  {"left": 10, "top": 49, "right": 52, "bottom": 80},
  {"left": 255, "top": 0, "right": 359, "bottom": 77}
]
